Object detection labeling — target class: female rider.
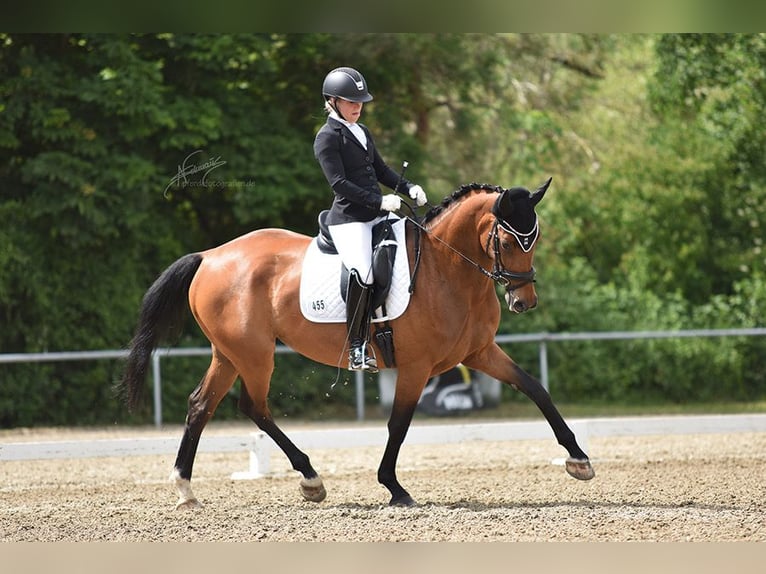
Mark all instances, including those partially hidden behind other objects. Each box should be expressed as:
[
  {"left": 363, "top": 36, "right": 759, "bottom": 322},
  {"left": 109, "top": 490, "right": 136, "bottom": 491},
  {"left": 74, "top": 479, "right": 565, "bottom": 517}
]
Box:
[{"left": 314, "top": 66, "right": 427, "bottom": 371}]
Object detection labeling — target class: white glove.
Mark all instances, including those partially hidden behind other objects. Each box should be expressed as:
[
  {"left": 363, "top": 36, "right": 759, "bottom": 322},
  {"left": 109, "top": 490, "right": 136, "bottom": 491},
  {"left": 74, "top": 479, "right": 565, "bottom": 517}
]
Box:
[
  {"left": 380, "top": 194, "right": 402, "bottom": 212},
  {"left": 409, "top": 184, "right": 427, "bottom": 207}
]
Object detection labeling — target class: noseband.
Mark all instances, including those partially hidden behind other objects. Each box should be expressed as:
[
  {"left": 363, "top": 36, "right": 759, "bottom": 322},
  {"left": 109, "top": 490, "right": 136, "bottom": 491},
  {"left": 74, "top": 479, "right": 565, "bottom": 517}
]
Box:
[{"left": 487, "top": 218, "right": 537, "bottom": 291}]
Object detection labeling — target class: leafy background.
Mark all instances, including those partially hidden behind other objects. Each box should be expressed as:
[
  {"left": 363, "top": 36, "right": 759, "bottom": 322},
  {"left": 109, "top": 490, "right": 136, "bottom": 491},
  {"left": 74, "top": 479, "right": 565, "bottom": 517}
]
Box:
[{"left": 1, "top": 34, "right": 764, "bottom": 426}]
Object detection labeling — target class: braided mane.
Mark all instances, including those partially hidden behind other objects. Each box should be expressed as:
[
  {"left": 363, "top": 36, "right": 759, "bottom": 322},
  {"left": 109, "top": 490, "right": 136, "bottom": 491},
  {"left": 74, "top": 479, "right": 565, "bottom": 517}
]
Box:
[{"left": 422, "top": 182, "right": 505, "bottom": 226}]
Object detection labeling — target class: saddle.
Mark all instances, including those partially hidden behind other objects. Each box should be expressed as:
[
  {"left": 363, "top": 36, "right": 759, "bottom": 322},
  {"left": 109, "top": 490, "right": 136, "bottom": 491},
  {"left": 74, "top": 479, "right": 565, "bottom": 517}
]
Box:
[
  {"left": 316, "top": 210, "right": 398, "bottom": 314},
  {"left": 307, "top": 210, "right": 401, "bottom": 367}
]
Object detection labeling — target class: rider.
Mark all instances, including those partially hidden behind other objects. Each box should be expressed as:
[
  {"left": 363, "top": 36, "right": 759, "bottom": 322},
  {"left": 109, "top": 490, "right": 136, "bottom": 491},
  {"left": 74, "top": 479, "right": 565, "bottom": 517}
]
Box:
[{"left": 314, "top": 66, "right": 427, "bottom": 372}]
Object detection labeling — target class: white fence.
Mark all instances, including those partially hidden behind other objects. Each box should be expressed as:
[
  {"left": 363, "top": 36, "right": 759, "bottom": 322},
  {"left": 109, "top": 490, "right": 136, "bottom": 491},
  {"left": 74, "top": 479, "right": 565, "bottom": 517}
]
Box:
[{"left": 1, "top": 328, "right": 765, "bottom": 427}]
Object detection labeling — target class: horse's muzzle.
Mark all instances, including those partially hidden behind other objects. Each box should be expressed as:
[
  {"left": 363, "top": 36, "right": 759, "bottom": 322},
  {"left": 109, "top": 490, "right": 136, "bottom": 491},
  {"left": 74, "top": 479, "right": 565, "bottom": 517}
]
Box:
[{"left": 506, "top": 291, "right": 537, "bottom": 314}]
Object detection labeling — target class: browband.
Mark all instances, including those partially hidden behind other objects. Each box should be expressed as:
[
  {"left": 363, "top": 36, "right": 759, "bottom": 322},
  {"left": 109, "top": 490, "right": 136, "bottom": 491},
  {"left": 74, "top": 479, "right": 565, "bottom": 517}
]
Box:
[{"left": 497, "top": 217, "right": 539, "bottom": 253}]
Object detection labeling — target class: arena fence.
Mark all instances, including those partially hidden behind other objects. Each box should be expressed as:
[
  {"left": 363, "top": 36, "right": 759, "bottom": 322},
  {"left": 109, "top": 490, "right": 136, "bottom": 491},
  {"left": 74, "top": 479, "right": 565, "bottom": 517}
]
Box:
[{"left": 1, "top": 328, "right": 765, "bottom": 427}]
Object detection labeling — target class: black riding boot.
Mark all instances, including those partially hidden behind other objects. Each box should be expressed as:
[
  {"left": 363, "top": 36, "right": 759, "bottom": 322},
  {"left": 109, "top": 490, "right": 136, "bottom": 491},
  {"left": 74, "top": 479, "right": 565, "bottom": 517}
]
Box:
[{"left": 346, "top": 269, "right": 377, "bottom": 372}]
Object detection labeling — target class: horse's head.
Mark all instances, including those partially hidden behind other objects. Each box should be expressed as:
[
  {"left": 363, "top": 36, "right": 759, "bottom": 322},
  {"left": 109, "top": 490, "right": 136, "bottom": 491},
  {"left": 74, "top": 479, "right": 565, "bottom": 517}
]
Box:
[{"left": 490, "top": 177, "right": 550, "bottom": 313}]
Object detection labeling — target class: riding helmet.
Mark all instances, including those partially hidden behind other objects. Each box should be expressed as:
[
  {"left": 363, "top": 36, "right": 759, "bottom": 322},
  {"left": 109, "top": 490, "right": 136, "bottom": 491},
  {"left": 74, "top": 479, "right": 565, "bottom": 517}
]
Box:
[{"left": 322, "top": 67, "right": 374, "bottom": 102}]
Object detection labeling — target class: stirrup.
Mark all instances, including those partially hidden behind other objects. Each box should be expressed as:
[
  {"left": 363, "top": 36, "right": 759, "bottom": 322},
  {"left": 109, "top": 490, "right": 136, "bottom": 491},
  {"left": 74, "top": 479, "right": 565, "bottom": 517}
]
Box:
[{"left": 348, "top": 343, "right": 378, "bottom": 372}]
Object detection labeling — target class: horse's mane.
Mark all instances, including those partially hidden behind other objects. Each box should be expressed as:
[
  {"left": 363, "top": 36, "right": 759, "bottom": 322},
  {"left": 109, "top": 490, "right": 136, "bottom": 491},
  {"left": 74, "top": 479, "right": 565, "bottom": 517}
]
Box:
[{"left": 422, "top": 183, "right": 505, "bottom": 226}]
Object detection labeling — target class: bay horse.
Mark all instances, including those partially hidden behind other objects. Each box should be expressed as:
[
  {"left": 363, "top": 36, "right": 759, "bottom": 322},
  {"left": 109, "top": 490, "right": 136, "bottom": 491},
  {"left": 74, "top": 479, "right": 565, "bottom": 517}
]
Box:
[{"left": 119, "top": 179, "right": 594, "bottom": 509}]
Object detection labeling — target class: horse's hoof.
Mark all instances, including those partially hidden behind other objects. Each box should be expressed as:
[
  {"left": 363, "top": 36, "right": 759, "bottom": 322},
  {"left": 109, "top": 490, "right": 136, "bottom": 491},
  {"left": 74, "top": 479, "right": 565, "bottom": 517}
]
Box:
[
  {"left": 565, "top": 457, "right": 595, "bottom": 480},
  {"left": 300, "top": 476, "right": 327, "bottom": 502},
  {"left": 389, "top": 494, "right": 417, "bottom": 507},
  {"left": 175, "top": 498, "right": 203, "bottom": 510}
]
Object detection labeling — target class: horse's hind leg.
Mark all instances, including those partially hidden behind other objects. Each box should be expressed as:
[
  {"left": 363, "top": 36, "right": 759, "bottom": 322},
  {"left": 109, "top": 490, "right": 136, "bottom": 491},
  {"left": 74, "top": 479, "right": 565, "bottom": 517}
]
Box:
[
  {"left": 171, "top": 349, "right": 238, "bottom": 510},
  {"left": 237, "top": 356, "right": 326, "bottom": 503}
]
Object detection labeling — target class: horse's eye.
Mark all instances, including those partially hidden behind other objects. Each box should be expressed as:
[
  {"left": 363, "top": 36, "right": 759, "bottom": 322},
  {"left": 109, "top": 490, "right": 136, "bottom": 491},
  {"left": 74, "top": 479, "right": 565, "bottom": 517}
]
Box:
[{"left": 501, "top": 240, "right": 512, "bottom": 251}]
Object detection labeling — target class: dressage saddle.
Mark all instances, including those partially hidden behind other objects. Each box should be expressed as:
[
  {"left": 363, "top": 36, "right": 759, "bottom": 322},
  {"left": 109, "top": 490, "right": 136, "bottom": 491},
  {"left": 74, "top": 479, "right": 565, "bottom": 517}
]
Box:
[{"left": 316, "top": 210, "right": 397, "bottom": 314}]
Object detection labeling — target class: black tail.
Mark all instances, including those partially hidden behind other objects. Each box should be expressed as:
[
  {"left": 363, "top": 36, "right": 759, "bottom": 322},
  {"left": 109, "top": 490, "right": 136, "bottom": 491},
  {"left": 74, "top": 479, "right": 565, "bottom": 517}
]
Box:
[{"left": 118, "top": 253, "right": 204, "bottom": 411}]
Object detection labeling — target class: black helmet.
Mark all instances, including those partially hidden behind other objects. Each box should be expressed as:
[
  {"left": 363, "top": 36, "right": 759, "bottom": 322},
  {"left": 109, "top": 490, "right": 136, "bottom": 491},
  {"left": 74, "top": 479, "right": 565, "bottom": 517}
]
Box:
[{"left": 322, "top": 67, "right": 373, "bottom": 103}]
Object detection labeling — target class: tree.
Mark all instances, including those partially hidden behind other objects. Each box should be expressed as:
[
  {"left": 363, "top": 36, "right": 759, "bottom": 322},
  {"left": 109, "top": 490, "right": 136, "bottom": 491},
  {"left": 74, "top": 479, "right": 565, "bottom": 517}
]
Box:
[
  {"left": 0, "top": 33, "right": 329, "bottom": 425},
  {"left": 649, "top": 33, "right": 766, "bottom": 298}
]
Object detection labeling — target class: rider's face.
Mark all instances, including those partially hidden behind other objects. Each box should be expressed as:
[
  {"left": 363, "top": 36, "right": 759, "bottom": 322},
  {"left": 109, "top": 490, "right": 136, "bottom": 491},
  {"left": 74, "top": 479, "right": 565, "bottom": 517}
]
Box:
[{"left": 334, "top": 98, "right": 363, "bottom": 123}]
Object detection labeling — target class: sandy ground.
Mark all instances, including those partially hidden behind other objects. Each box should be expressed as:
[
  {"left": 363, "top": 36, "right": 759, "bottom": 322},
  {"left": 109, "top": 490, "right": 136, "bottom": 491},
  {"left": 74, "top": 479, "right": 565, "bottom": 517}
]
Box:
[{"left": 0, "top": 421, "right": 764, "bottom": 542}]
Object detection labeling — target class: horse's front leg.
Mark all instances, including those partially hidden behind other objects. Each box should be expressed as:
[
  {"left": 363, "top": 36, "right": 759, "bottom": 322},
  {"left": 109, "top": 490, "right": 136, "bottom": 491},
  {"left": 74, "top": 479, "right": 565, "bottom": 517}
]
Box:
[
  {"left": 377, "top": 367, "right": 430, "bottom": 506},
  {"left": 464, "top": 343, "right": 595, "bottom": 480}
]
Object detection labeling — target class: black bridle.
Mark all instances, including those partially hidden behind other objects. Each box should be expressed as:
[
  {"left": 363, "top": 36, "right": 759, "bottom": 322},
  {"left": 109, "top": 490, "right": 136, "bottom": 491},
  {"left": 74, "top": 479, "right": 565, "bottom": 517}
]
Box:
[
  {"left": 487, "top": 219, "right": 537, "bottom": 291},
  {"left": 403, "top": 202, "right": 538, "bottom": 293}
]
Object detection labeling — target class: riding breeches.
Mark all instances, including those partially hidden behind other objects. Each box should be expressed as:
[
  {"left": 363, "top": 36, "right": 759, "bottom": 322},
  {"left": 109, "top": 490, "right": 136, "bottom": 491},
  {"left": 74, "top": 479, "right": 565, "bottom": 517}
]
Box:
[{"left": 328, "top": 216, "right": 390, "bottom": 285}]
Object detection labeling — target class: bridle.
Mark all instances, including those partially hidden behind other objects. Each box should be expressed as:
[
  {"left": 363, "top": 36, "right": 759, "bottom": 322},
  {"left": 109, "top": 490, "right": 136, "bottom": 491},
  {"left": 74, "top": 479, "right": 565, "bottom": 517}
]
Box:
[
  {"left": 404, "top": 200, "right": 538, "bottom": 293},
  {"left": 486, "top": 218, "right": 537, "bottom": 291}
]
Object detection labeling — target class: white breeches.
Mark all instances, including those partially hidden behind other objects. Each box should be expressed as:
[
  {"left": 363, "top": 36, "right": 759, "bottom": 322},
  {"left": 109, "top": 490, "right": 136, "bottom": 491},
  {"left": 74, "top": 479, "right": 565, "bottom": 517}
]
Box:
[{"left": 329, "top": 216, "right": 394, "bottom": 285}]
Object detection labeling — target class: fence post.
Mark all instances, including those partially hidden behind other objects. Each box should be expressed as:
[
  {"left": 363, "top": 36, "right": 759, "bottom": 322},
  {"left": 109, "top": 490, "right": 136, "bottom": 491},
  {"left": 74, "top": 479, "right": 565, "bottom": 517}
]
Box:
[
  {"left": 152, "top": 351, "right": 162, "bottom": 428},
  {"left": 355, "top": 370, "right": 365, "bottom": 421},
  {"left": 539, "top": 338, "right": 549, "bottom": 392}
]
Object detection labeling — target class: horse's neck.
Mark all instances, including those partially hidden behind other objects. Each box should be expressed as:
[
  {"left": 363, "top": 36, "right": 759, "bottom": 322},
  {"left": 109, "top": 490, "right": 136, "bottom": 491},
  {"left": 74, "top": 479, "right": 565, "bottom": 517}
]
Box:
[
  {"left": 426, "top": 195, "right": 493, "bottom": 262},
  {"left": 422, "top": 195, "right": 496, "bottom": 287}
]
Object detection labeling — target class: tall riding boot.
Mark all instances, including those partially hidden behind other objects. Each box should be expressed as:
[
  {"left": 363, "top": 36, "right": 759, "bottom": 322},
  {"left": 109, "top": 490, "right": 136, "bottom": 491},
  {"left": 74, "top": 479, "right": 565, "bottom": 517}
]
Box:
[{"left": 346, "top": 269, "right": 377, "bottom": 372}]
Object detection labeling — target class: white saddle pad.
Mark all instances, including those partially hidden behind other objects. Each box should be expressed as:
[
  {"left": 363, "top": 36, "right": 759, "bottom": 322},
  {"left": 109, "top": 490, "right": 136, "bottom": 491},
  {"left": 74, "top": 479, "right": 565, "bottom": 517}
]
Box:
[{"left": 299, "top": 218, "right": 411, "bottom": 323}]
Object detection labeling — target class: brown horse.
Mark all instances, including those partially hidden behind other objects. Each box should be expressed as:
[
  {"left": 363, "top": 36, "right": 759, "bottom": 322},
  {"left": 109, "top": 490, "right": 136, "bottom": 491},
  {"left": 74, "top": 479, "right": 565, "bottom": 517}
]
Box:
[{"left": 119, "top": 179, "right": 594, "bottom": 509}]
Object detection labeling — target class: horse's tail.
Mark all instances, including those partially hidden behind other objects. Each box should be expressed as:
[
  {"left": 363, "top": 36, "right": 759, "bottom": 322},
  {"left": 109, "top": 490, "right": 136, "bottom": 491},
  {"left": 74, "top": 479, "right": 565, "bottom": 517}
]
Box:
[{"left": 118, "top": 253, "right": 204, "bottom": 411}]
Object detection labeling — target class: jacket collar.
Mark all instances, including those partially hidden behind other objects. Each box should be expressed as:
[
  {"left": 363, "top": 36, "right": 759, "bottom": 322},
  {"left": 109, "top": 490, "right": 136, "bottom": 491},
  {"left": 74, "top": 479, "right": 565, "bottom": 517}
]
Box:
[{"left": 327, "top": 116, "right": 368, "bottom": 151}]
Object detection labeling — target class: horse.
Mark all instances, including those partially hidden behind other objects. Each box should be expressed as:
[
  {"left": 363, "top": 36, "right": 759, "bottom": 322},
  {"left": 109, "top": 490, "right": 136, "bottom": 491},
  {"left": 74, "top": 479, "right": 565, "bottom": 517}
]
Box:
[{"left": 118, "top": 178, "right": 595, "bottom": 509}]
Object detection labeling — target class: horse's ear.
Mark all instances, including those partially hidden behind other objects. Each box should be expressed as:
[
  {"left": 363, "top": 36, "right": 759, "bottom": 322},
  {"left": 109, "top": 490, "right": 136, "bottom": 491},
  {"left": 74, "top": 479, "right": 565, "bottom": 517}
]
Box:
[
  {"left": 492, "top": 189, "right": 515, "bottom": 219},
  {"left": 531, "top": 177, "right": 552, "bottom": 206}
]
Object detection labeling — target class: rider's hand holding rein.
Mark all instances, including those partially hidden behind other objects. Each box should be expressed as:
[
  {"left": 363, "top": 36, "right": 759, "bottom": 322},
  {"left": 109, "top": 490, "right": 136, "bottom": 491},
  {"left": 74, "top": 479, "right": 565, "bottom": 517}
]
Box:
[
  {"left": 381, "top": 194, "right": 402, "bottom": 212},
  {"left": 408, "top": 184, "right": 427, "bottom": 207}
]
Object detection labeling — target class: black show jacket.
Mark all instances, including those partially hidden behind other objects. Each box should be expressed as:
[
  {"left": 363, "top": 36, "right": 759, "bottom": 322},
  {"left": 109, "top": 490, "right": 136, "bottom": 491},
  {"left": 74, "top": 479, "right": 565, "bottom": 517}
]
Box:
[{"left": 314, "top": 116, "right": 411, "bottom": 225}]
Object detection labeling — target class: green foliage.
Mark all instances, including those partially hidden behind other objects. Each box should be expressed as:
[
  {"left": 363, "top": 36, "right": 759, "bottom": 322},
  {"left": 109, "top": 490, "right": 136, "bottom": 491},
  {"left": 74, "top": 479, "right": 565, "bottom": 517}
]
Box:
[
  {"left": 0, "top": 33, "right": 328, "bottom": 426},
  {"left": 501, "top": 260, "right": 766, "bottom": 405},
  {"left": 1, "top": 34, "right": 765, "bottom": 427},
  {"left": 649, "top": 34, "right": 766, "bottom": 294}
]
